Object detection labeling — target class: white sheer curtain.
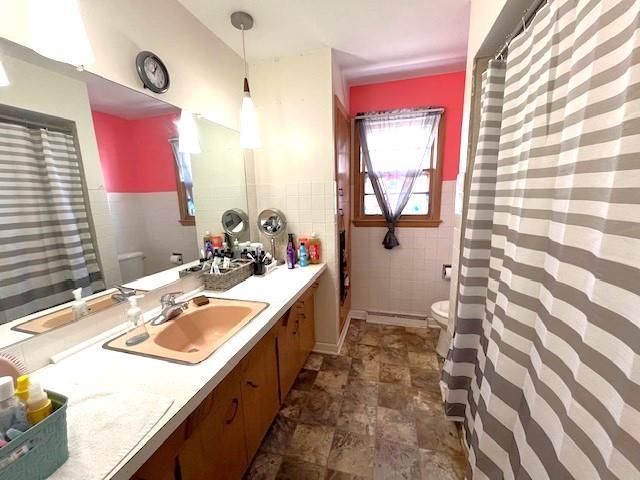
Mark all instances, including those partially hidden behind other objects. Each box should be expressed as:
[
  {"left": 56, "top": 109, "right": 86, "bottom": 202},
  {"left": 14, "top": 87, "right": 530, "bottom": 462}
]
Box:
[{"left": 357, "top": 109, "right": 441, "bottom": 249}]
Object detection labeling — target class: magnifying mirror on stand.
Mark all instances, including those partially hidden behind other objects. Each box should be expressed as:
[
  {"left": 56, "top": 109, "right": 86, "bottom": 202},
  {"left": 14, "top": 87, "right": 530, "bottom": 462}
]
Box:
[
  {"left": 257, "top": 208, "right": 287, "bottom": 264},
  {"left": 221, "top": 208, "right": 249, "bottom": 242}
]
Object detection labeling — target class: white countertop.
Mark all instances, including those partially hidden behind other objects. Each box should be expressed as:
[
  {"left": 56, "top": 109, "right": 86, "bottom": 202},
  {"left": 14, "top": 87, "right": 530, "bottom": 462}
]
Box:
[{"left": 32, "top": 263, "right": 326, "bottom": 480}]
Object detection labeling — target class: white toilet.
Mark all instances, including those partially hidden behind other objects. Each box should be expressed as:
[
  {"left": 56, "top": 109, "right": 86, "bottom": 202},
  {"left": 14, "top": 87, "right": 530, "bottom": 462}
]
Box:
[
  {"left": 430, "top": 300, "right": 451, "bottom": 358},
  {"left": 117, "top": 251, "right": 145, "bottom": 283}
]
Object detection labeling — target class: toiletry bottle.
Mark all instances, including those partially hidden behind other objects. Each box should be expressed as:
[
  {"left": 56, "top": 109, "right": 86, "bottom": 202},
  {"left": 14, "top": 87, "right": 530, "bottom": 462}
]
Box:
[
  {"left": 298, "top": 243, "right": 309, "bottom": 267},
  {"left": 309, "top": 233, "right": 321, "bottom": 264},
  {"left": 125, "top": 295, "right": 150, "bottom": 346},
  {"left": 26, "top": 383, "right": 52, "bottom": 425},
  {"left": 71, "top": 288, "right": 89, "bottom": 319},
  {"left": 233, "top": 238, "right": 241, "bottom": 259},
  {"left": 286, "top": 234, "right": 296, "bottom": 269},
  {"left": 0, "top": 377, "right": 29, "bottom": 434},
  {"left": 15, "top": 375, "right": 29, "bottom": 405}
]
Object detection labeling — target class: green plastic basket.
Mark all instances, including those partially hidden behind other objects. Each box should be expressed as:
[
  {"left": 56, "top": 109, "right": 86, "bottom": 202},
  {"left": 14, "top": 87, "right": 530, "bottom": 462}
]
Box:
[{"left": 0, "top": 391, "right": 68, "bottom": 480}]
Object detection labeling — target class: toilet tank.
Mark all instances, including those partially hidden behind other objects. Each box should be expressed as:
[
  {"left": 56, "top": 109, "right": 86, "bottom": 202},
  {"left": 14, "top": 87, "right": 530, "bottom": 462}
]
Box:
[{"left": 117, "top": 251, "right": 145, "bottom": 283}]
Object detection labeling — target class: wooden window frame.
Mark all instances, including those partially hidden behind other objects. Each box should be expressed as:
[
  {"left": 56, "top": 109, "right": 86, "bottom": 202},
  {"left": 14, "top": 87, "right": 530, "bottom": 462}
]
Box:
[
  {"left": 352, "top": 113, "right": 444, "bottom": 228},
  {"left": 170, "top": 139, "right": 196, "bottom": 226}
]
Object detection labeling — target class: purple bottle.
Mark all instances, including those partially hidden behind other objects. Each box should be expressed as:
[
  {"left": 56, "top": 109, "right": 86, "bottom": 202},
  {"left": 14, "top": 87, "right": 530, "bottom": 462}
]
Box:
[{"left": 286, "top": 234, "right": 296, "bottom": 269}]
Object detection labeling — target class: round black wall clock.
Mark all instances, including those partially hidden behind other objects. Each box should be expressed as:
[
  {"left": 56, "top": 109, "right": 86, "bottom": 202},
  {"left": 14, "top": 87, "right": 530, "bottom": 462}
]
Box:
[{"left": 135, "top": 51, "right": 170, "bottom": 94}]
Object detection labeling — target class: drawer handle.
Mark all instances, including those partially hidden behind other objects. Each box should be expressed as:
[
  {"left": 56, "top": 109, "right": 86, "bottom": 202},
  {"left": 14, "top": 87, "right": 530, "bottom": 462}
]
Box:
[
  {"left": 246, "top": 380, "right": 259, "bottom": 389},
  {"left": 226, "top": 398, "right": 239, "bottom": 424},
  {"left": 299, "top": 313, "right": 306, "bottom": 319}
]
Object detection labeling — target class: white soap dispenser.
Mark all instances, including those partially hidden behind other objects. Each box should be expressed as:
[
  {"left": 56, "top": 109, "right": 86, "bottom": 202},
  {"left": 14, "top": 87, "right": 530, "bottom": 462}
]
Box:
[
  {"left": 71, "top": 287, "right": 89, "bottom": 319},
  {"left": 125, "top": 295, "right": 150, "bottom": 346}
]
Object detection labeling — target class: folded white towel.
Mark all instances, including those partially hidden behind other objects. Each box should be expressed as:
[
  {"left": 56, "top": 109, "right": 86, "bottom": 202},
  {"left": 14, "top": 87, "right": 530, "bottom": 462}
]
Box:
[{"left": 48, "top": 390, "right": 173, "bottom": 480}]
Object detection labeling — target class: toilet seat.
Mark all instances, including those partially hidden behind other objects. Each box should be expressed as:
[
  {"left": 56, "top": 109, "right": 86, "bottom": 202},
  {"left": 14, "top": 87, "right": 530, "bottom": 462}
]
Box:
[
  {"left": 430, "top": 300, "right": 451, "bottom": 358},
  {"left": 431, "top": 300, "right": 449, "bottom": 321}
]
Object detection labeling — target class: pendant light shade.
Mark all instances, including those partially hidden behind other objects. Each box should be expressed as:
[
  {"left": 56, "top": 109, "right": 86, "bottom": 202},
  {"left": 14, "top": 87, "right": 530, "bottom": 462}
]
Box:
[
  {"left": 177, "top": 110, "right": 201, "bottom": 154},
  {"left": 240, "top": 79, "right": 261, "bottom": 149},
  {"left": 28, "top": 0, "right": 94, "bottom": 68},
  {"left": 232, "top": 11, "right": 260, "bottom": 149},
  {"left": 0, "top": 59, "right": 9, "bottom": 88}
]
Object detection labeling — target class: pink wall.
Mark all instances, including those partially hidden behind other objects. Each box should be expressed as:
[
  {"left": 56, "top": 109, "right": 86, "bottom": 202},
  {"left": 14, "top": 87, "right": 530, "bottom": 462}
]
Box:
[
  {"left": 92, "top": 111, "right": 179, "bottom": 192},
  {"left": 349, "top": 71, "right": 465, "bottom": 181}
]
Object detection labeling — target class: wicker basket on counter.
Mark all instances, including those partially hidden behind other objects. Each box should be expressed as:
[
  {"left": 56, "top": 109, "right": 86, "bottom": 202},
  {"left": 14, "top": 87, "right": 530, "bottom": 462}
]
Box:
[{"left": 203, "top": 259, "right": 254, "bottom": 291}]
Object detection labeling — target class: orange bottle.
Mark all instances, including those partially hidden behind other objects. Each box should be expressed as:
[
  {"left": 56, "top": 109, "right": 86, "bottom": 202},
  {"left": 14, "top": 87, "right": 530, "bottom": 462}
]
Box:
[{"left": 308, "top": 233, "right": 321, "bottom": 264}]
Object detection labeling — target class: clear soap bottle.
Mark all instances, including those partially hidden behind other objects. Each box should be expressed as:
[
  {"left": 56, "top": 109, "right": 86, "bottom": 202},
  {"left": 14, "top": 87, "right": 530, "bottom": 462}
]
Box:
[{"left": 125, "top": 295, "right": 150, "bottom": 346}]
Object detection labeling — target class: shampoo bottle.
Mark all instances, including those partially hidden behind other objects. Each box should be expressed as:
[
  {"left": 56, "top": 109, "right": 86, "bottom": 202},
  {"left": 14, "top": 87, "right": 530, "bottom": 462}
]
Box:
[
  {"left": 298, "top": 243, "right": 309, "bottom": 267},
  {"left": 71, "top": 288, "right": 89, "bottom": 319},
  {"left": 0, "top": 377, "right": 29, "bottom": 434},
  {"left": 286, "top": 234, "right": 296, "bottom": 269},
  {"left": 309, "top": 233, "right": 321, "bottom": 264},
  {"left": 125, "top": 295, "right": 150, "bottom": 346},
  {"left": 26, "top": 383, "right": 52, "bottom": 425}
]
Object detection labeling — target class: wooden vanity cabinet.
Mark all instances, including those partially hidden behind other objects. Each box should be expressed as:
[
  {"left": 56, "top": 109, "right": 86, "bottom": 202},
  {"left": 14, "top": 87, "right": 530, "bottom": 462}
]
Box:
[
  {"left": 131, "top": 422, "right": 186, "bottom": 480},
  {"left": 277, "top": 283, "right": 318, "bottom": 400},
  {"left": 277, "top": 308, "right": 301, "bottom": 399},
  {"left": 298, "top": 283, "right": 317, "bottom": 364},
  {"left": 179, "top": 364, "right": 248, "bottom": 480},
  {"left": 132, "top": 285, "right": 318, "bottom": 480},
  {"left": 240, "top": 327, "right": 280, "bottom": 460}
]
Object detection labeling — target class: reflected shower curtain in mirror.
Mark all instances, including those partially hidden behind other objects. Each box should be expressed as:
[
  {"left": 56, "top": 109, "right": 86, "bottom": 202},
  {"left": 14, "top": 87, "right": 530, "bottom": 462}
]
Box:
[
  {"left": 357, "top": 109, "right": 441, "bottom": 249},
  {"left": 442, "top": 0, "right": 640, "bottom": 478},
  {"left": 0, "top": 122, "right": 104, "bottom": 324}
]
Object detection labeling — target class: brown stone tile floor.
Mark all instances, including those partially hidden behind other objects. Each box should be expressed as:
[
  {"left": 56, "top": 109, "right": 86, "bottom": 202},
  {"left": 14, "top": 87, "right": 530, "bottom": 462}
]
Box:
[{"left": 244, "top": 320, "right": 467, "bottom": 479}]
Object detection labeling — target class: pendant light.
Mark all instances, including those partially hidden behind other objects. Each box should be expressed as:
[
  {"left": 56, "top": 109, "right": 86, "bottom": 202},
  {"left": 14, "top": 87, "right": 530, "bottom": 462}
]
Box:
[
  {"left": 0, "top": 49, "right": 9, "bottom": 88},
  {"left": 231, "top": 11, "right": 261, "bottom": 149},
  {"left": 28, "top": 0, "right": 94, "bottom": 68}
]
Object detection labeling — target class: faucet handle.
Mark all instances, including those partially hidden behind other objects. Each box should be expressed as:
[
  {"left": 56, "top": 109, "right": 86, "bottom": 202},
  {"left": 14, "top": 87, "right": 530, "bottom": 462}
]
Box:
[
  {"left": 115, "top": 285, "right": 136, "bottom": 296},
  {"left": 161, "top": 291, "right": 183, "bottom": 306}
]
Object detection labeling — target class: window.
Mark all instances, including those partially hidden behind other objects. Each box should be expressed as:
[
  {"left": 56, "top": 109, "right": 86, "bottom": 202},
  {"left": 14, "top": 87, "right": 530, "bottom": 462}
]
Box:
[
  {"left": 353, "top": 111, "right": 444, "bottom": 227},
  {"left": 170, "top": 139, "right": 196, "bottom": 226}
]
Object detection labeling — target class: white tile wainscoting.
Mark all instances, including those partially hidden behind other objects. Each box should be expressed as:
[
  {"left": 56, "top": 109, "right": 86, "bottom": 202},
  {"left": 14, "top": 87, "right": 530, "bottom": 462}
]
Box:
[{"left": 350, "top": 180, "right": 456, "bottom": 318}]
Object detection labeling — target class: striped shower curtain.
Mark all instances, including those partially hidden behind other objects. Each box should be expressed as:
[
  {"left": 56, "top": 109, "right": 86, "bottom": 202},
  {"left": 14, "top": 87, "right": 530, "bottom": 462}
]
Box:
[
  {"left": 0, "top": 121, "right": 104, "bottom": 324},
  {"left": 443, "top": 0, "right": 640, "bottom": 478}
]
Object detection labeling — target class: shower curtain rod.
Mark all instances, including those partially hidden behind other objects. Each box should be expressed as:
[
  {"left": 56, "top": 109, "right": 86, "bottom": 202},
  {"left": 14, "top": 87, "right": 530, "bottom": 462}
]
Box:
[
  {"left": 0, "top": 112, "right": 73, "bottom": 134},
  {"left": 354, "top": 107, "right": 444, "bottom": 120},
  {"left": 495, "top": 0, "right": 548, "bottom": 60}
]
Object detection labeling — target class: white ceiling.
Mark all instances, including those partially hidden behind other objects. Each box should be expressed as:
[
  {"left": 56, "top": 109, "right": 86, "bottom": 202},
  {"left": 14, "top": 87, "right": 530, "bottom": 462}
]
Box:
[{"left": 177, "top": 0, "right": 470, "bottom": 85}]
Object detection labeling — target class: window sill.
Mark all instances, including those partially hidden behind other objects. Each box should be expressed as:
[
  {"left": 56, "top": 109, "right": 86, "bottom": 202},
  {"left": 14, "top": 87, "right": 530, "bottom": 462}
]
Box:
[
  {"left": 352, "top": 218, "right": 442, "bottom": 228},
  {"left": 179, "top": 218, "right": 196, "bottom": 226}
]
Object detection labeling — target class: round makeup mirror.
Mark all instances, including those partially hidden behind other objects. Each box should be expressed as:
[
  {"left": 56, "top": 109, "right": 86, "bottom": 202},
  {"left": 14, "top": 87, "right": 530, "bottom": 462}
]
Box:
[
  {"left": 257, "top": 208, "right": 287, "bottom": 262},
  {"left": 221, "top": 208, "right": 249, "bottom": 237}
]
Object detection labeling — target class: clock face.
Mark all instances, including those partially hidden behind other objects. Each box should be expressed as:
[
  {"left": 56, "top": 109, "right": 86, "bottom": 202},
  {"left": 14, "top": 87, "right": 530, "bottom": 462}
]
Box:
[{"left": 135, "top": 51, "right": 170, "bottom": 94}]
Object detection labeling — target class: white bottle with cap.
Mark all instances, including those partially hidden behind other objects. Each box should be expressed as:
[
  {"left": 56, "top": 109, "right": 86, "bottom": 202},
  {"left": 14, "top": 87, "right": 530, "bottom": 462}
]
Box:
[
  {"left": 26, "top": 382, "right": 52, "bottom": 425},
  {"left": 0, "top": 376, "right": 29, "bottom": 434},
  {"left": 71, "top": 287, "right": 89, "bottom": 319}
]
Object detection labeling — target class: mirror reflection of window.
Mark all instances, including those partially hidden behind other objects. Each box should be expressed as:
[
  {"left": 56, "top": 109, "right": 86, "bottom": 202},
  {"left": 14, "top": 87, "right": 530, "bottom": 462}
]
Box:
[
  {"left": 0, "top": 113, "right": 104, "bottom": 324},
  {"left": 170, "top": 139, "right": 196, "bottom": 225}
]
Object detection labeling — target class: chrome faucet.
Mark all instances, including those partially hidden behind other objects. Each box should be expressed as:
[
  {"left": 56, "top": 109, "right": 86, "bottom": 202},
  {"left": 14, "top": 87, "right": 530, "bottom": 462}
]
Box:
[
  {"left": 150, "top": 292, "right": 189, "bottom": 326},
  {"left": 111, "top": 285, "right": 136, "bottom": 303}
]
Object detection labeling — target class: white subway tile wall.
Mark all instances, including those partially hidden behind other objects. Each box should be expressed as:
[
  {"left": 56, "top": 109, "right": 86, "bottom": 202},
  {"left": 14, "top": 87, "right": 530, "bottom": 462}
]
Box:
[
  {"left": 350, "top": 180, "right": 456, "bottom": 317},
  {"left": 252, "top": 180, "right": 337, "bottom": 270},
  {"left": 106, "top": 192, "right": 199, "bottom": 276}
]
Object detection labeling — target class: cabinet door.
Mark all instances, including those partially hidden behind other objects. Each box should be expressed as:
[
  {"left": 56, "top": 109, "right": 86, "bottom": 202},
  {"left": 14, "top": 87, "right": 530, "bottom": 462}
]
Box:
[
  {"left": 277, "top": 310, "right": 301, "bottom": 401},
  {"left": 298, "top": 285, "right": 317, "bottom": 364},
  {"left": 241, "top": 328, "right": 280, "bottom": 460},
  {"left": 132, "top": 422, "right": 186, "bottom": 480},
  {"left": 180, "top": 365, "right": 248, "bottom": 480}
]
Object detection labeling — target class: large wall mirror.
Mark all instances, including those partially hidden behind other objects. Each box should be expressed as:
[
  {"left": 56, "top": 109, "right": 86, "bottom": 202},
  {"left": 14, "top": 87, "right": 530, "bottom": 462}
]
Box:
[{"left": 0, "top": 41, "right": 248, "bottom": 349}]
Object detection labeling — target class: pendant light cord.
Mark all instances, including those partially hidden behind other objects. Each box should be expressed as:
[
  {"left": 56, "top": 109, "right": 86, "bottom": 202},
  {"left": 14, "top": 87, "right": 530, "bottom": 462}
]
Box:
[{"left": 241, "top": 25, "right": 248, "bottom": 78}]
